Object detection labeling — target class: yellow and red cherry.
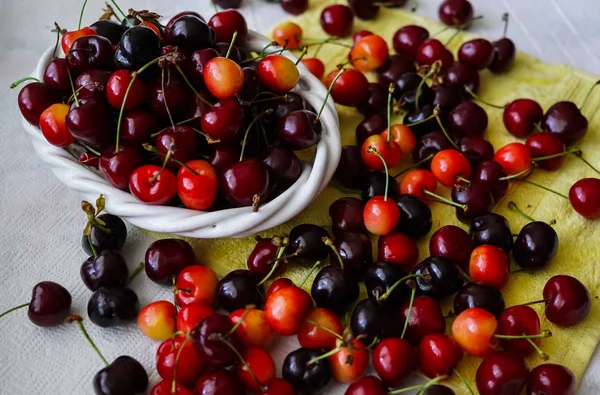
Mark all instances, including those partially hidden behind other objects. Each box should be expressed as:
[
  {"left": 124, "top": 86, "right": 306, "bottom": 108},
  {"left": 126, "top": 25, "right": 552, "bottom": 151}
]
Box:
[
  {"left": 204, "top": 57, "right": 245, "bottom": 99},
  {"left": 452, "top": 307, "right": 498, "bottom": 356},
  {"left": 469, "top": 245, "right": 510, "bottom": 290},
  {"left": 417, "top": 333, "right": 463, "bottom": 378},
  {"left": 416, "top": 39, "right": 454, "bottom": 71},
  {"left": 373, "top": 337, "right": 416, "bottom": 387},
  {"left": 271, "top": 21, "right": 303, "bottom": 48},
  {"left": 497, "top": 305, "right": 543, "bottom": 357},
  {"left": 325, "top": 68, "right": 370, "bottom": 107},
  {"left": 298, "top": 307, "right": 343, "bottom": 349},
  {"left": 264, "top": 284, "right": 313, "bottom": 336},
  {"left": 525, "top": 132, "right": 566, "bottom": 171},
  {"left": 329, "top": 339, "right": 369, "bottom": 383},
  {"left": 431, "top": 149, "right": 472, "bottom": 187},
  {"left": 302, "top": 58, "right": 325, "bottom": 80},
  {"left": 208, "top": 9, "right": 248, "bottom": 45},
  {"left": 106, "top": 70, "right": 147, "bottom": 111},
  {"left": 361, "top": 135, "right": 403, "bottom": 171},
  {"left": 39, "top": 103, "right": 74, "bottom": 147},
  {"left": 503, "top": 98, "right": 543, "bottom": 138},
  {"left": 174, "top": 265, "right": 219, "bottom": 307},
  {"left": 257, "top": 54, "right": 299, "bottom": 94},
  {"left": 137, "top": 300, "right": 177, "bottom": 341},
  {"left": 399, "top": 169, "right": 438, "bottom": 199},
  {"left": 381, "top": 124, "right": 416, "bottom": 156},
  {"left": 320, "top": 4, "right": 354, "bottom": 38},
  {"left": 570, "top": 178, "right": 600, "bottom": 219},
  {"left": 494, "top": 142, "right": 532, "bottom": 176},
  {"left": 156, "top": 335, "right": 205, "bottom": 386},
  {"left": 177, "top": 303, "right": 214, "bottom": 333},
  {"left": 229, "top": 308, "right": 275, "bottom": 349},
  {"left": 237, "top": 348, "right": 276, "bottom": 391},
  {"left": 177, "top": 160, "right": 219, "bottom": 210},
  {"left": 129, "top": 164, "right": 177, "bottom": 205},
  {"left": 61, "top": 27, "right": 96, "bottom": 54},
  {"left": 351, "top": 35, "right": 389, "bottom": 72}
]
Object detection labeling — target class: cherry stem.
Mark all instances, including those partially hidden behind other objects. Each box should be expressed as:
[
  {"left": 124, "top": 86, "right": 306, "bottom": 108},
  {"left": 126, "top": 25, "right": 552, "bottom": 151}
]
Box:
[
  {"left": 379, "top": 274, "right": 427, "bottom": 303},
  {"left": 176, "top": 116, "right": 200, "bottom": 126},
  {"left": 518, "top": 180, "right": 569, "bottom": 199},
  {"left": 416, "top": 375, "right": 448, "bottom": 395},
  {"left": 115, "top": 56, "right": 162, "bottom": 152},
  {"left": 256, "top": 246, "right": 286, "bottom": 286},
  {"left": 508, "top": 201, "right": 536, "bottom": 222},
  {"left": 0, "top": 303, "right": 28, "bottom": 319},
  {"left": 520, "top": 298, "right": 551, "bottom": 307},
  {"left": 307, "top": 345, "right": 342, "bottom": 365},
  {"left": 225, "top": 31, "right": 238, "bottom": 59},
  {"left": 386, "top": 84, "right": 394, "bottom": 144},
  {"left": 78, "top": 0, "right": 89, "bottom": 30},
  {"left": 78, "top": 142, "right": 101, "bottom": 156},
  {"left": 109, "top": 0, "right": 132, "bottom": 26},
  {"left": 494, "top": 330, "right": 552, "bottom": 340},
  {"left": 67, "top": 68, "right": 79, "bottom": 107},
  {"left": 393, "top": 153, "right": 434, "bottom": 178},
  {"left": 52, "top": 22, "right": 62, "bottom": 58},
  {"left": 401, "top": 287, "right": 416, "bottom": 339},
  {"left": 161, "top": 69, "right": 176, "bottom": 128},
  {"left": 388, "top": 375, "right": 447, "bottom": 394},
  {"left": 149, "top": 149, "right": 172, "bottom": 184},
  {"left": 423, "top": 189, "right": 466, "bottom": 210},
  {"left": 579, "top": 80, "right": 600, "bottom": 111},
  {"left": 175, "top": 64, "right": 213, "bottom": 108},
  {"left": 66, "top": 314, "right": 109, "bottom": 366},
  {"left": 574, "top": 152, "right": 600, "bottom": 175},
  {"left": 228, "top": 306, "right": 254, "bottom": 336},
  {"left": 244, "top": 40, "right": 350, "bottom": 63},
  {"left": 191, "top": 128, "right": 220, "bottom": 144},
  {"left": 315, "top": 67, "right": 346, "bottom": 124},
  {"left": 142, "top": 143, "right": 199, "bottom": 175},
  {"left": 366, "top": 147, "right": 390, "bottom": 201},
  {"left": 453, "top": 369, "right": 475, "bottom": 395},
  {"left": 239, "top": 109, "right": 273, "bottom": 161},
  {"left": 434, "top": 106, "right": 460, "bottom": 150},
  {"left": 218, "top": 335, "right": 265, "bottom": 392},
  {"left": 305, "top": 318, "right": 343, "bottom": 340},
  {"left": 171, "top": 336, "right": 192, "bottom": 393},
  {"left": 87, "top": 234, "right": 98, "bottom": 258},
  {"left": 322, "top": 237, "right": 344, "bottom": 270},
  {"left": 295, "top": 47, "right": 308, "bottom": 65},
  {"left": 532, "top": 148, "right": 581, "bottom": 162},
  {"left": 239, "top": 94, "right": 289, "bottom": 107},
  {"left": 498, "top": 166, "right": 536, "bottom": 181},
  {"left": 127, "top": 262, "right": 144, "bottom": 284},
  {"left": 525, "top": 334, "right": 549, "bottom": 360},
  {"left": 405, "top": 111, "right": 436, "bottom": 128},
  {"left": 415, "top": 61, "right": 440, "bottom": 111},
  {"left": 502, "top": 13, "right": 510, "bottom": 37},
  {"left": 69, "top": 82, "right": 100, "bottom": 104},
  {"left": 299, "top": 260, "right": 321, "bottom": 288},
  {"left": 464, "top": 86, "right": 504, "bottom": 109},
  {"left": 456, "top": 176, "right": 470, "bottom": 184}
]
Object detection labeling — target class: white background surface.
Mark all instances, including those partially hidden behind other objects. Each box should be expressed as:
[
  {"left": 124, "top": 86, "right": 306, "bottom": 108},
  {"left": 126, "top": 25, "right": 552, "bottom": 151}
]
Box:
[{"left": 0, "top": 0, "right": 599, "bottom": 394}]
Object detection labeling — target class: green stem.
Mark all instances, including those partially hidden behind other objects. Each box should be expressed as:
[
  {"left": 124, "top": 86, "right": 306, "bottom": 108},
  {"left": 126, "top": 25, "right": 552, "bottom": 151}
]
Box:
[
  {"left": 69, "top": 315, "right": 109, "bottom": 366},
  {"left": 520, "top": 298, "right": 550, "bottom": 307},
  {"left": 305, "top": 318, "right": 343, "bottom": 340},
  {"left": 401, "top": 287, "right": 416, "bottom": 339},
  {"left": 79, "top": 142, "right": 101, "bottom": 156},
  {"left": 175, "top": 64, "right": 213, "bottom": 107},
  {"left": 494, "top": 330, "right": 552, "bottom": 340},
  {"left": 307, "top": 346, "right": 342, "bottom": 365},
  {"left": 405, "top": 112, "right": 436, "bottom": 128},
  {"left": 225, "top": 31, "right": 238, "bottom": 59},
  {"left": 295, "top": 47, "right": 308, "bottom": 65},
  {"left": 87, "top": 234, "right": 98, "bottom": 258},
  {"left": 519, "top": 180, "right": 569, "bottom": 199},
  {"left": 525, "top": 335, "right": 549, "bottom": 360},
  {"left": 219, "top": 336, "right": 265, "bottom": 392},
  {"left": 109, "top": 0, "right": 131, "bottom": 25},
  {"left": 508, "top": 201, "right": 536, "bottom": 222},
  {"left": 0, "top": 303, "right": 29, "bottom": 319},
  {"left": 415, "top": 375, "right": 448, "bottom": 395},
  {"left": 142, "top": 144, "right": 199, "bottom": 174},
  {"left": 78, "top": 0, "right": 89, "bottom": 30},
  {"left": 52, "top": 22, "right": 62, "bottom": 58},
  {"left": 299, "top": 261, "right": 321, "bottom": 288},
  {"left": 575, "top": 153, "right": 600, "bottom": 176},
  {"left": 388, "top": 384, "right": 425, "bottom": 394},
  {"left": 127, "top": 262, "right": 144, "bottom": 284},
  {"left": 532, "top": 148, "right": 581, "bottom": 162},
  {"left": 386, "top": 84, "right": 394, "bottom": 144},
  {"left": 228, "top": 307, "right": 252, "bottom": 336},
  {"left": 149, "top": 149, "right": 172, "bottom": 184},
  {"left": 162, "top": 69, "right": 175, "bottom": 128},
  {"left": 498, "top": 166, "right": 536, "bottom": 181},
  {"left": 378, "top": 274, "right": 427, "bottom": 303},
  {"left": 464, "top": 86, "right": 504, "bottom": 109},
  {"left": 365, "top": 147, "right": 390, "bottom": 200},
  {"left": 322, "top": 237, "right": 344, "bottom": 271},
  {"left": 171, "top": 337, "right": 191, "bottom": 393},
  {"left": 434, "top": 108, "right": 460, "bottom": 150},
  {"left": 423, "top": 189, "right": 467, "bottom": 210},
  {"left": 239, "top": 109, "right": 273, "bottom": 161},
  {"left": 580, "top": 80, "right": 600, "bottom": 111},
  {"left": 453, "top": 369, "right": 475, "bottom": 395},
  {"left": 415, "top": 62, "right": 440, "bottom": 111},
  {"left": 67, "top": 68, "right": 79, "bottom": 107},
  {"left": 456, "top": 176, "right": 470, "bottom": 184},
  {"left": 256, "top": 246, "right": 286, "bottom": 286},
  {"left": 315, "top": 67, "right": 346, "bottom": 123}
]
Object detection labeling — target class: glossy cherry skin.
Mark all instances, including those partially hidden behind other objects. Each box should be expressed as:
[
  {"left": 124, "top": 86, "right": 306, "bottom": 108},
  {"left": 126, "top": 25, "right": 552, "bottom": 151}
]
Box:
[
  {"left": 451, "top": 181, "right": 494, "bottom": 224},
  {"left": 542, "top": 101, "right": 589, "bottom": 145},
  {"left": 320, "top": 5, "right": 354, "bottom": 37},
  {"left": 351, "top": 35, "right": 389, "bottom": 72},
  {"left": 404, "top": 104, "right": 438, "bottom": 137},
  {"left": 395, "top": 194, "right": 433, "bottom": 238},
  {"left": 476, "top": 351, "right": 529, "bottom": 395},
  {"left": 208, "top": 9, "right": 248, "bottom": 44},
  {"left": 220, "top": 159, "right": 270, "bottom": 207},
  {"left": 280, "top": 0, "right": 309, "bottom": 14},
  {"left": 431, "top": 150, "right": 472, "bottom": 188},
  {"left": 439, "top": 0, "right": 473, "bottom": 26},
  {"left": 91, "top": 20, "right": 127, "bottom": 44},
  {"left": 527, "top": 364, "right": 576, "bottom": 395},
  {"left": 67, "top": 35, "right": 113, "bottom": 72},
  {"left": 75, "top": 69, "right": 112, "bottom": 101},
  {"left": 489, "top": 38, "right": 516, "bottom": 73},
  {"left": 156, "top": 126, "right": 200, "bottom": 170},
  {"left": 129, "top": 165, "right": 177, "bottom": 205},
  {"left": 454, "top": 282, "right": 505, "bottom": 317},
  {"left": 278, "top": 110, "right": 322, "bottom": 150},
  {"left": 311, "top": 265, "right": 360, "bottom": 314},
  {"left": 204, "top": 57, "right": 245, "bottom": 99},
  {"left": 376, "top": 55, "right": 415, "bottom": 87},
  {"left": 193, "top": 370, "right": 244, "bottom": 395},
  {"left": 81, "top": 250, "right": 128, "bottom": 291},
  {"left": 261, "top": 146, "right": 302, "bottom": 188},
  {"left": 373, "top": 337, "right": 416, "bottom": 386},
  {"left": 302, "top": 58, "right": 326, "bottom": 80},
  {"left": 443, "top": 63, "right": 480, "bottom": 93},
  {"left": 418, "top": 334, "right": 463, "bottom": 378},
  {"left": 201, "top": 99, "right": 244, "bottom": 143},
  {"left": 497, "top": 305, "right": 541, "bottom": 356},
  {"left": 177, "top": 159, "right": 219, "bottom": 210},
  {"left": 412, "top": 256, "right": 464, "bottom": 299},
  {"left": 82, "top": 214, "right": 127, "bottom": 256},
  {"left": 361, "top": 135, "right": 403, "bottom": 171},
  {"left": 257, "top": 54, "right": 300, "bottom": 94},
  {"left": 364, "top": 196, "right": 401, "bottom": 236},
  {"left": 329, "top": 232, "right": 373, "bottom": 278},
  {"left": 192, "top": 313, "right": 239, "bottom": 368},
  {"left": 472, "top": 160, "right": 509, "bottom": 202},
  {"left": 287, "top": 224, "right": 331, "bottom": 264},
  {"left": 399, "top": 169, "right": 437, "bottom": 200},
  {"left": 150, "top": 381, "right": 192, "bottom": 395},
  {"left": 120, "top": 110, "right": 157, "bottom": 144},
  {"left": 66, "top": 99, "right": 115, "bottom": 149},
  {"left": 363, "top": 172, "right": 399, "bottom": 202},
  {"left": 429, "top": 225, "right": 472, "bottom": 271},
  {"left": 87, "top": 287, "right": 140, "bottom": 327},
  {"left": 470, "top": 213, "right": 513, "bottom": 252},
  {"left": 416, "top": 39, "right": 454, "bottom": 71},
  {"left": 237, "top": 348, "right": 276, "bottom": 391},
  {"left": 265, "top": 285, "right": 313, "bottom": 335},
  {"left": 298, "top": 307, "right": 343, "bottom": 349},
  {"left": 99, "top": 144, "right": 143, "bottom": 191},
  {"left": 356, "top": 114, "right": 387, "bottom": 145},
  {"left": 377, "top": 232, "right": 419, "bottom": 269},
  {"left": 348, "top": 0, "right": 379, "bottom": 20},
  {"left": 271, "top": 21, "right": 303, "bottom": 48},
  {"left": 569, "top": 178, "right": 600, "bottom": 219},
  {"left": 326, "top": 68, "right": 370, "bottom": 107},
  {"left": 282, "top": 348, "right": 332, "bottom": 391},
  {"left": 43, "top": 58, "right": 72, "bottom": 93},
  {"left": 216, "top": 269, "right": 263, "bottom": 312},
  {"left": 494, "top": 142, "right": 532, "bottom": 176},
  {"left": 413, "top": 131, "right": 453, "bottom": 168},
  {"left": 17, "top": 82, "right": 60, "bottom": 125},
  {"left": 452, "top": 307, "right": 499, "bottom": 356},
  {"left": 177, "top": 303, "right": 214, "bottom": 333},
  {"left": 330, "top": 197, "right": 367, "bottom": 235},
  {"left": 106, "top": 69, "right": 147, "bottom": 111},
  {"left": 393, "top": 25, "right": 429, "bottom": 60},
  {"left": 513, "top": 222, "right": 558, "bottom": 269},
  {"left": 148, "top": 73, "right": 191, "bottom": 121},
  {"left": 144, "top": 239, "right": 196, "bottom": 285},
  {"left": 469, "top": 245, "right": 510, "bottom": 290},
  {"left": 543, "top": 275, "right": 591, "bottom": 326},
  {"left": 175, "top": 265, "right": 219, "bottom": 306},
  {"left": 165, "top": 16, "right": 216, "bottom": 53},
  {"left": 26, "top": 281, "right": 72, "bottom": 327},
  {"left": 330, "top": 339, "right": 369, "bottom": 383},
  {"left": 448, "top": 101, "right": 488, "bottom": 137},
  {"left": 433, "top": 85, "right": 463, "bottom": 114},
  {"left": 39, "top": 103, "right": 74, "bottom": 147},
  {"left": 458, "top": 38, "right": 493, "bottom": 70},
  {"left": 345, "top": 376, "right": 387, "bottom": 395},
  {"left": 504, "top": 99, "right": 544, "bottom": 138},
  {"left": 458, "top": 136, "right": 494, "bottom": 167},
  {"left": 357, "top": 83, "right": 387, "bottom": 117},
  {"left": 365, "top": 262, "right": 408, "bottom": 306},
  {"left": 399, "top": 296, "right": 445, "bottom": 345},
  {"left": 156, "top": 335, "right": 205, "bottom": 386},
  {"left": 247, "top": 239, "right": 280, "bottom": 279},
  {"left": 93, "top": 356, "right": 148, "bottom": 395},
  {"left": 61, "top": 27, "right": 96, "bottom": 54},
  {"left": 350, "top": 298, "right": 399, "bottom": 342},
  {"left": 526, "top": 132, "right": 566, "bottom": 171},
  {"left": 229, "top": 308, "right": 275, "bottom": 349}
]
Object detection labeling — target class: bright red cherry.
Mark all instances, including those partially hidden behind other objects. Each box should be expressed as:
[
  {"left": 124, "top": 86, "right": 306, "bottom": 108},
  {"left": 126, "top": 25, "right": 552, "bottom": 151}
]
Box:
[
  {"left": 439, "top": 0, "right": 474, "bottom": 26},
  {"left": 452, "top": 307, "right": 498, "bottom": 356},
  {"left": 177, "top": 303, "right": 214, "bottom": 333},
  {"left": 372, "top": 337, "right": 416, "bottom": 386},
  {"left": 151, "top": 380, "right": 192, "bottom": 395},
  {"left": 156, "top": 335, "right": 205, "bottom": 386},
  {"left": 325, "top": 68, "right": 370, "bottom": 107},
  {"left": 39, "top": 103, "right": 74, "bottom": 147},
  {"left": 429, "top": 225, "right": 472, "bottom": 271},
  {"left": 266, "top": 278, "right": 294, "bottom": 299},
  {"left": 361, "top": 135, "right": 403, "bottom": 171},
  {"left": 271, "top": 21, "right": 303, "bottom": 48},
  {"left": 351, "top": 35, "right": 389, "bottom": 72},
  {"left": 417, "top": 333, "right": 463, "bottom": 378},
  {"left": 377, "top": 232, "right": 419, "bottom": 269},
  {"left": 330, "top": 339, "right": 369, "bottom": 383},
  {"left": 259, "top": 378, "right": 296, "bottom": 395},
  {"left": 107, "top": 70, "right": 147, "bottom": 111},
  {"left": 497, "top": 305, "right": 542, "bottom": 356},
  {"left": 527, "top": 364, "right": 576, "bottom": 395},
  {"left": 503, "top": 99, "right": 544, "bottom": 138},
  {"left": 298, "top": 307, "right": 343, "bottom": 349},
  {"left": 526, "top": 132, "right": 567, "bottom": 171},
  {"left": 543, "top": 275, "right": 591, "bottom": 326},
  {"left": 257, "top": 54, "right": 300, "bottom": 93},
  {"left": 320, "top": 5, "right": 354, "bottom": 38},
  {"left": 138, "top": 300, "right": 177, "bottom": 341},
  {"left": 469, "top": 245, "right": 510, "bottom": 290},
  {"left": 381, "top": 124, "right": 416, "bottom": 156},
  {"left": 431, "top": 150, "right": 472, "bottom": 187},
  {"left": 204, "top": 57, "right": 245, "bottom": 99},
  {"left": 129, "top": 165, "right": 177, "bottom": 205},
  {"left": 193, "top": 370, "right": 244, "bottom": 394},
  {"left": 393, "top": 25, "right": 429, "bottom": 60},
  {"left": 400, "top": 296, "right": 446, "bottom": 345},
  {"left": 302, "top": 58, "right": 325, "bottom": 80},
  {"left": 174, "top": 265, "right": 219, "bottom": 307},
  {"left": 230, "top": 308, "right": 275, "bottom": 349},
  {"left": 416, "top": 39, "right": 454, "bottom": 71},
  {"left": 237, "top": 348, "right": 276, "bottom": 391},
  {"left": 399, "top": 169, "right": 438, "bottom": 199},
  {"left": 476, "top": 351, "right": 529, "bottom": 395},
  {"left": 569, "top": 178, "right": 600, "bottom": 219},
  {"left": 494, "top": 142, "right": 532, "bottom": 176},
  {"left": 208, "top": 9, "right": 248, "bottom": 45},
  {"left": 264, "top": 285, "right": 313, "bottom": 335},
  {"left": 177, "top": 160, "right": 219, "bottom": 210},
  {"left": 61, "top": 27, "right": 96, "bottom": 54},
  {"left": 345, "top": 376, "right": 386, "bottom": 395},
  {"left": 458, "top": 38, "right": 493, "bottom": 70}
]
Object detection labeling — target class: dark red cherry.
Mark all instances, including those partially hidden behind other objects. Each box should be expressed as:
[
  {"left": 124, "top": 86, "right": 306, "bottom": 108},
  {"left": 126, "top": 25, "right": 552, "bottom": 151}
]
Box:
[
  {"left": 214, "top": 0, "right": 243, "bottom": 8},
  {"left": 190, "top": 48, "right": 219, "bottom": 84},
  {"left": 458, "top": 136, "right": 494, "bottom": 167},
  {"left": 365, "top": 261, "right": 409, "bottom": 307},
  {"left": 17, "top": 82, "right": 60, "bottom": 125},
  {"left": 99, "top": 144, "right": 144, "bottom": 190},
  {"left": 120, "top": 110, "right": 158, "bottom": 144},
  {"left": 280, "top": 0, "right": 309, "bottom": 15},
  {"left": 210, "top": 144, "right": 240, "bottom": 173},
  {"left": 356, "top": 114, "right": 387, "bottom": 146},
  {"left": 27, "top": 281, "right": 72, "bottom": 327},
  {"left": 192, "top": 313, "right": 240, "bottom": 368},
  {"left": 525, "top": 132, "right": 566, "bottom": 171},
  {"left": 66, "top": 99, "right": 115, "bottom": 149},
  {"left": 489, "top": 38, "right": 516, "bottom": 73},
  {"left": 404, "top": 104, "right": 437, "bottom": 137},
  {"left": 165, "top": 16, "right": 216, "bottom": 54},
  {"left": 416, "top": 39, "right": 454, "bottom": 71},
  {"left": 166, "top": 12, "right": 205, "bottom": 28},
  {"left": 458, "top": 38, "right": 493, "bottom": 70},
  {"left": 149, "top": 73, "right": 191, "bottom": 121},
  {"left": 336, "top": 146, "right": 369, "bottom": 189},
  {"left": 476, "top": 352, "right": 528, "bottom": 395},
  {"left": 541, "top": 101, "right": 588, "bottom": 145},
  {"left": 429, "top": 225, "right": 472, "bottom": 271},
  {"left": 144, "top": 239, "right": 196, "bottom": 285},
  {"left": 81, "top": 213, "right": 127, "bottom": 256},
  {"left": 372, "top": 337, "right": 416, "bottom": 387},
  {"left": 208, "top": 9, "right": 248, "bottom": 45},
  {"left": 259, "top": 378, "right": 295, "bottom": 395},
  {"left": 67, "top": 35, "right": 113, "bottom": 72},
  {"left": 348, "top": 0, "right": 379, "bottom": 20},
  {"left": 472, "top": 160, "right": 509, "bottom": 201},
  {"left": 362, "top": 172, "right": 399, "bottom": 202},
  {"left": 497, "top": 305, "right": 542, "bottom": 356},
  {"left": 247, "top": 238, "right": 279, "bottom": 279},
  {"left": 80, "top": 250, "right": 129, "bottom": 291},
  {"left": 288, "top": 224, "right": 331, "bottom": 264},
  {"left": 513, "top": 221, "right": 558, "bottom": 269},
  {"left": 393, "top": 25, "right": 429, "bottom": 60},
  {"left": 221, "top": 159, "right": 270, "bottom": 208},
  {"left": 261, "top": 146, "right": 302, "bottom": 187},
  {"left": 454, "top": 282, "right": 505, "bottom": 317},
  {"left": 329, "top": 197, "right": 367, "bottom": 235},
  {"left": 527, "top": 364, "right": 576, "bottom": 395},
  {"left": 395, "top": 194, "right": 433, "bottom": 238},
  {"left": 75, "top": 69, "right": 111, "bottom": 101},
  {"left": 346, "top": 376, "right": 387, "bottom": 395},
  {"left": 413, "top": 131, "right": 453, "bottom": 168},
  {"left": 193, "top": 370, "right": 244, "bottom": 395},
  {"left": 357, "top": 83, "right": 387, "bottom": 117},
  {"left": 155, "top": 126, "right": 199, "bottom": 170},
  {"left": 311, "top": 265, "right": 360, "bottom": 314},
  {"left": 216, "top": 269, "right": 264, "bottom": 312},
  {"left": 43, "top": 58, "right": 72, "bottom": 93},
  {"left": 503, "top": 98, "right": 543, "bottom": 138},
  {"left": 329, "top": 232, "right": 373, "bottom": 278},
  {"left": 282, "top": 348, "right": 332, "bottom": 391},
  {"left": 543, "top": 275, "right": 591, "bottom": 327},
  {"left": 320, "top": 5, "right": 354, "bottom": 38},
  {"left": 443, "top": 63, "right": 480, "bottom": 93},
  {"left": 351, "top": 298, "right": 399, "bottom": 342},
  {"left": 91, "top": 20, "right": 127, "bottom": 45},
  {"left": 201, "top": 99, "right": 244, "bottom": 144},
  {"left": 433, "top": 85, "right": 463, "bottom": 114},
  {"left": 93, "top": 356, "right": 148, "bottom": 395},
  {"left": 448, "top": 101, "right": 488, "bottom": 137},
  {"left": 451, "top": 181, "right": 494, "bottom": 223},
  {"left": 411, "top": 256, "right": 463, "bottom": 299},
  {"left": 277, "top": 110, "right": 322, "bottom": 150},
  {"left": 376, "top": 55, "right": 415, "bottom": 87},
  {"left": 439, "top": 0, "right": 474, "bottom": 26},
  {"left": 470, "top": 213, "right": 513, "bottom": 252},
  {"left": 570, "top": 178, "right": 600, "bottom": 219},
  {"left": 400, "top": 296, "right": 446, "bottom": 345}
]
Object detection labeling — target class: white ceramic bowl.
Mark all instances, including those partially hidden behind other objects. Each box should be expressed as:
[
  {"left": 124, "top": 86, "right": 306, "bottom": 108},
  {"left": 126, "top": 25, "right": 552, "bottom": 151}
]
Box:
[{"left": 22, "top": 31, "right": 340, "bottom": 238}]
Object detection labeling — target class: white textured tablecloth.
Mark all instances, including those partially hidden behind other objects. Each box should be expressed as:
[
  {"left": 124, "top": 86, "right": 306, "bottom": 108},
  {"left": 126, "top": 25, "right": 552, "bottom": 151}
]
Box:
[{"left": 0, "top": 0, "right": 599, "bottom": 393}]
